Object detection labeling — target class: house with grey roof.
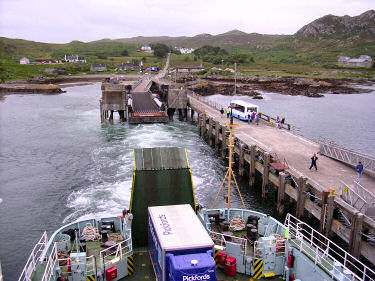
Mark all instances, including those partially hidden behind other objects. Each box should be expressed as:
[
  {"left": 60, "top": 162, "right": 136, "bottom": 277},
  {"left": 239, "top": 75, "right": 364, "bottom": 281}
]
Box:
[
  {"left": 121, "top": 62, "right": 143, "bottom": 71},
  {"left": 90, "top": 63, "right": 107, "bottom": 72},
  {"left": 338, "top": 55, "right": 373, "bottom": 68}
]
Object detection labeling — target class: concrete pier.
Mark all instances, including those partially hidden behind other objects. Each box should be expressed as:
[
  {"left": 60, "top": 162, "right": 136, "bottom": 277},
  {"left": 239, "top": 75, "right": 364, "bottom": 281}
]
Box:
[{"left": 188, "top": 94, "right": 375, "bottom": 263}]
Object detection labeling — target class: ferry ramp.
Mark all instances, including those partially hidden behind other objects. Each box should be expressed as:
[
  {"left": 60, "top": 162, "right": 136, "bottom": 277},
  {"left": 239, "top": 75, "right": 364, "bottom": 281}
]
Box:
[
  {"left": 128, "top": 91, "right": 168, "bottom": 123},
  {"left": 130, "top": 147, "right": 196, "bottom": 248}
]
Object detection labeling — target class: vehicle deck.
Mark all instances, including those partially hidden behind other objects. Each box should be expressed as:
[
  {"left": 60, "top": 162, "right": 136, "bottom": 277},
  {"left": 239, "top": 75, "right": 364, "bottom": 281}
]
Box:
[{"left": 122, "top": 250, "right": 281, "bottom": 281}]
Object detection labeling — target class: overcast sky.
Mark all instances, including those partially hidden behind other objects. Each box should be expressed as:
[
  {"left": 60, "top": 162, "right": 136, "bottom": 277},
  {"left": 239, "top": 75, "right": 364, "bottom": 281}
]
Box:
[{"left": 0, "top": 0, "right": 373, "bottom": 43}]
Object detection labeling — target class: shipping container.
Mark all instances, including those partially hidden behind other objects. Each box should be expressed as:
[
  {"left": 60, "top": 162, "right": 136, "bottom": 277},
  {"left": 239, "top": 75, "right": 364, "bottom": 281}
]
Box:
[{"left": 148, "top": 204, "right": 217, "bottom": 281}]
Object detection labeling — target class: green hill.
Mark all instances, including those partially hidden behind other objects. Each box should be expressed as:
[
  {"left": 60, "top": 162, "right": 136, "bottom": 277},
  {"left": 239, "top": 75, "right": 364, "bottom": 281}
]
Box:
[
  {"left": 0, "top": 38, "right": 137, "bottom": 60},
  {"left": 0, "top": 10, "right": 374, "bottom": 81}
]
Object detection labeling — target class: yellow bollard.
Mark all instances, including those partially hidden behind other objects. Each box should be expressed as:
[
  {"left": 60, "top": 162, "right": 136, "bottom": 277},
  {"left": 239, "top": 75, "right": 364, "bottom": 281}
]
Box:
[{"left": 329, "top": 188, "right": 335, "bottom": 196}]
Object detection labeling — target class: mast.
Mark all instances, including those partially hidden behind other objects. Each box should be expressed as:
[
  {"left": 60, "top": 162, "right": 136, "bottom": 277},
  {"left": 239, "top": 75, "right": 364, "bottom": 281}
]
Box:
[{"left": 211, "top": 116, "right": 246, "bottom": 209}]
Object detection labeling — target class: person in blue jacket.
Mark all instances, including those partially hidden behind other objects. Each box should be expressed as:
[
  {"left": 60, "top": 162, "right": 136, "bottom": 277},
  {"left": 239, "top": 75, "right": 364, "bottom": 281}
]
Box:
[{"left": 356, "top": 161, "right": 364, "bottom": 184}]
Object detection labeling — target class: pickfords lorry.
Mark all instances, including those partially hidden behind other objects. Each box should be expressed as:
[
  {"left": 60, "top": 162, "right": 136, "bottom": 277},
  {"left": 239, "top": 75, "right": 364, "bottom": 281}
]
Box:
[{"left": 148, "top": 204, "right": 217, "bottom": 281}]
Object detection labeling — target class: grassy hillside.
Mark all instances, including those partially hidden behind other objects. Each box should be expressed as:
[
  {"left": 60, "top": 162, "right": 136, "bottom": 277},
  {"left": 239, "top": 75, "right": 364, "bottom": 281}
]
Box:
[
  {"left": 1, "top": 10, "right": 374, "bottom": 81},
  {"left": 0, "top": 37, "right": 138, "bottom": 61}
]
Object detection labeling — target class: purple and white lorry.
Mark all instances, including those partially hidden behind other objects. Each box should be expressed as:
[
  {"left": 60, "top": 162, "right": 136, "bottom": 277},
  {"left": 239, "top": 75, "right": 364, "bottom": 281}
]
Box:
[{"left": 148, "top": 204, "right": 217, "bottom": 281}]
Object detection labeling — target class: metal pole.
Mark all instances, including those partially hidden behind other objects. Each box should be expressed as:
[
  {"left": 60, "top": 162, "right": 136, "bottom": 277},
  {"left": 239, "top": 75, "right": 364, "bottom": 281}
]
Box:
[
  {"left": 227, "top": 126, "right": 233, "bottom": 209},
  {"left": 234, "top": 62, "right": 237, "bottom": 95}
]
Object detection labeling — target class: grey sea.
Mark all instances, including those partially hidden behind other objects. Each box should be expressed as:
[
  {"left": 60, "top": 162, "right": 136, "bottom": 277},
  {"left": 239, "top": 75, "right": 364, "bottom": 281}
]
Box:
[{"left": 0, "top": 82, "right": 374, "bottom": 280}]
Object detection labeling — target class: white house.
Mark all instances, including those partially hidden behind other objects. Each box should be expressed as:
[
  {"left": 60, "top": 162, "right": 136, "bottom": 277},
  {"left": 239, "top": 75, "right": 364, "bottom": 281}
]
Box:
[
  {"left": 179, "top": 47, "right": 194, "bottom": 54},
  {"left": 140, "top": 45, "right": 153, "bottom": 53},
  {"left": 19, "top": 57, "right": 30, "bottom": 64},
  {"left": 64, "top": 55, "right": 86, "bottom": 63}
]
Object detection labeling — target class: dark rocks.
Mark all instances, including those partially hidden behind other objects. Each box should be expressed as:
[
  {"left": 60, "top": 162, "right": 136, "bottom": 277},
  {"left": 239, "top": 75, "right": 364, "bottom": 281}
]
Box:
[{"left": 187, "top": 74, "right": 371, "bottom": 98}]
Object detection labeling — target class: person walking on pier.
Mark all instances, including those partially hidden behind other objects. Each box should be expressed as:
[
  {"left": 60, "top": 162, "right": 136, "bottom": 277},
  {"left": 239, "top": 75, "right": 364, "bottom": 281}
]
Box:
[
  {"left": 255, "top": 113, "right": 260, "bottom": 125},
  {"left": 276, "top": 116, "right": 280, "bottom": 129},
  {"left": 309, "top": 153, "right": 318, "bottom": 171},
  {"left": 226, "top": 106, "right": 231, "bottom": 118},
  {"left": 220, "top": 108, "right": 224, "bottom": 117},
  {"left": 356, "top": 161, "right": 364, "bottom": 184}
]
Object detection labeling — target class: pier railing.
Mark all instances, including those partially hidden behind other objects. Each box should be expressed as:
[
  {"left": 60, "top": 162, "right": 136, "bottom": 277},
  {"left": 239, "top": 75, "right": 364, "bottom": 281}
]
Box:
[
  {"left": 340, "top": 181, "right": 375, "bottom": 215},
  {"left": 131, "top": 79, "right": 142, "bottom": 89},
  {"left": 192, "top": 94, "right": 291, "bottom": 130},
  {"left": 320, "top": 143, "right": 375, "bottom": 174},
  {"left": 258, "top": 113, "right": 291, "bottom": 130}
]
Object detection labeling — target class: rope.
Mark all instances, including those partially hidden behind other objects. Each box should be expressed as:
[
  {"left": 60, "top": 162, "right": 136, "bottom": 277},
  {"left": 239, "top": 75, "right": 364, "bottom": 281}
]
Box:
[
  {"left": 229, "top": 216, "right": 246, "bottom": 231},
  {"left": 81, "top": 226, "right": 100, "bottom": 241}
]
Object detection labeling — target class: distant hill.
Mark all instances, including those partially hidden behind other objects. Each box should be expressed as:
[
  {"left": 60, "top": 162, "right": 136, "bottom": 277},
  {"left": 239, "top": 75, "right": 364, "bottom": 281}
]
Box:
[
  {"left": 112, "top": 31, "right": 286, "bottom": 48},
  {"left": 1, "top": 10, "right": 374, "bottom": 66},
  {"left": 0, "top": 37, "right": 137, "bottom": 60},
  {"left": 296, "top": 10, "right": 375, "bottom": 38}
]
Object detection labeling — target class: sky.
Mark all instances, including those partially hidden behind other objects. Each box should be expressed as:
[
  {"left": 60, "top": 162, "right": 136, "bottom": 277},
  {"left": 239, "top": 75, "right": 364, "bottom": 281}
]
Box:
[{"left": 0, "top": 0, "right": 374, "bottom": 43}]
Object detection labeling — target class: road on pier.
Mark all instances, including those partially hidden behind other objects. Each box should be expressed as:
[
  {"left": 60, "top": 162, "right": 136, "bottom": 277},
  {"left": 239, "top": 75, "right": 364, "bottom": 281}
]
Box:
[
  {"left": 132, "top": 53, "right": 170, "bottom": 93},
  {"left": 189, "top": 96, "right": 375, "bottom": 195}
]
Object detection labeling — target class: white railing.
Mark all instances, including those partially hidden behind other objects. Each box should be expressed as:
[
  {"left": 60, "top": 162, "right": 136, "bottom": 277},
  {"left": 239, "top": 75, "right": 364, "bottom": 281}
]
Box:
[
  {"left": 340, "top": 181, "right": 375, "bottom": 214},
  {"left": 18, "top": 232, "right": 48, "bottom": 281},
  {"left": 100, "top": 234, "right": 133, "bottom": 268},
  {"left": 86, "top": 255, "right": 97, "bottom": 277},
  {"left": 209, "top": 230, "right": 248, "bottom": 256},
  {"left": 320, "top": 143, "right": 375, "bottom": 174},
  {"left": 41, "top": 244, "right": 59, "bottom": 281},
  {"left": 285, "top": 214, "right": 375, "bottom": 281}
]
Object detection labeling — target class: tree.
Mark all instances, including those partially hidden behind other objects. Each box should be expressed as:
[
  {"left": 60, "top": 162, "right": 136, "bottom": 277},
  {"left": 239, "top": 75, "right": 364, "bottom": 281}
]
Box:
[
  {"left": 121, "top": 49, "right": 129, "bottom": 56},
  {"left": 151, "top": 43, "right": 170, "bottom": 58}
]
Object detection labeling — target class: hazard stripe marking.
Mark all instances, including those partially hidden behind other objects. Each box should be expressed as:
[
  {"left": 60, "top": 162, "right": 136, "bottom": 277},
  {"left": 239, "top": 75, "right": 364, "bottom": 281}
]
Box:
[
  {"left": 127, "top": 255, "right": 135, "bottom": 275},
  {"left": 86, "top": 275, "right": 95, "bottom": 281},
  {"left": 253, "top": 259, "right": 263, "bottom": 279},
  {"left": 214, "top": 249, "right": 219, "bottom": 268}
]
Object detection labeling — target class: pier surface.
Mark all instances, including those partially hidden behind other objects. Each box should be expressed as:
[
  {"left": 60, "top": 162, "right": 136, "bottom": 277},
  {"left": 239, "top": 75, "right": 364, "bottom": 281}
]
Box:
[{"left": 190, "top": 96, "right": 375, "bottom": 194}]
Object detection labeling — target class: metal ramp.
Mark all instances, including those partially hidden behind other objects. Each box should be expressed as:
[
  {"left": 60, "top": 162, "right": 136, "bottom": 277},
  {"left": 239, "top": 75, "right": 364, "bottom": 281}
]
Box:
[
  {"left": 129, "top": 91, "right": 168, "bottom": 123},
  {"left": 320, "top": 143, "right": 375, "bottom": 174},
  {"left": 340, "top": 180, "right": 375, "bottom": 217},
  {"left": 130, "top": 147, "right": 196, "bottom": 247}
]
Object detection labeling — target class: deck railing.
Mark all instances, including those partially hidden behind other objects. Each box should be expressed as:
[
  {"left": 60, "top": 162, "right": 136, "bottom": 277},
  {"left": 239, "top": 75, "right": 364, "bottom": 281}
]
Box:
[
  {"left": 209, "top": 230, "right": 248, "bottom": 256},
  {"left": 100, "top": 234, "right": 133, "bottom": 269},
  {"left": 40, "top": 243, "right": 59, "bottom": 281},
  {"left": 18, "top": 232, "right": 48, "bottom": 281},
  {"left": 285, "top": 213, "right": 375, "bottom": 281}
]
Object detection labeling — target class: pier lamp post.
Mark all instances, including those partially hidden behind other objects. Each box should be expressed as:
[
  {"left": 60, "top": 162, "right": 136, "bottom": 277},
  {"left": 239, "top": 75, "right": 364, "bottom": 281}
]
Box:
[{"left": 234, "top": 61, "right": 237, "bottom": 95}]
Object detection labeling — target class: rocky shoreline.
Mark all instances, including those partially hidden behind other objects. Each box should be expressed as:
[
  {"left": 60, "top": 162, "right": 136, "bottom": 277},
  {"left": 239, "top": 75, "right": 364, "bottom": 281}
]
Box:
[
  {"left": 1, "top": 74, "right": 373, "bottom": 98},
  {"left": 185, "top": 75, "right": 375, "bottom": 98},
  {"left": 0, "top": 74, "right": 141, "bottom": 95},
  {"left": 0, "top": 83, "right": 64, "bottom": 94}
]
